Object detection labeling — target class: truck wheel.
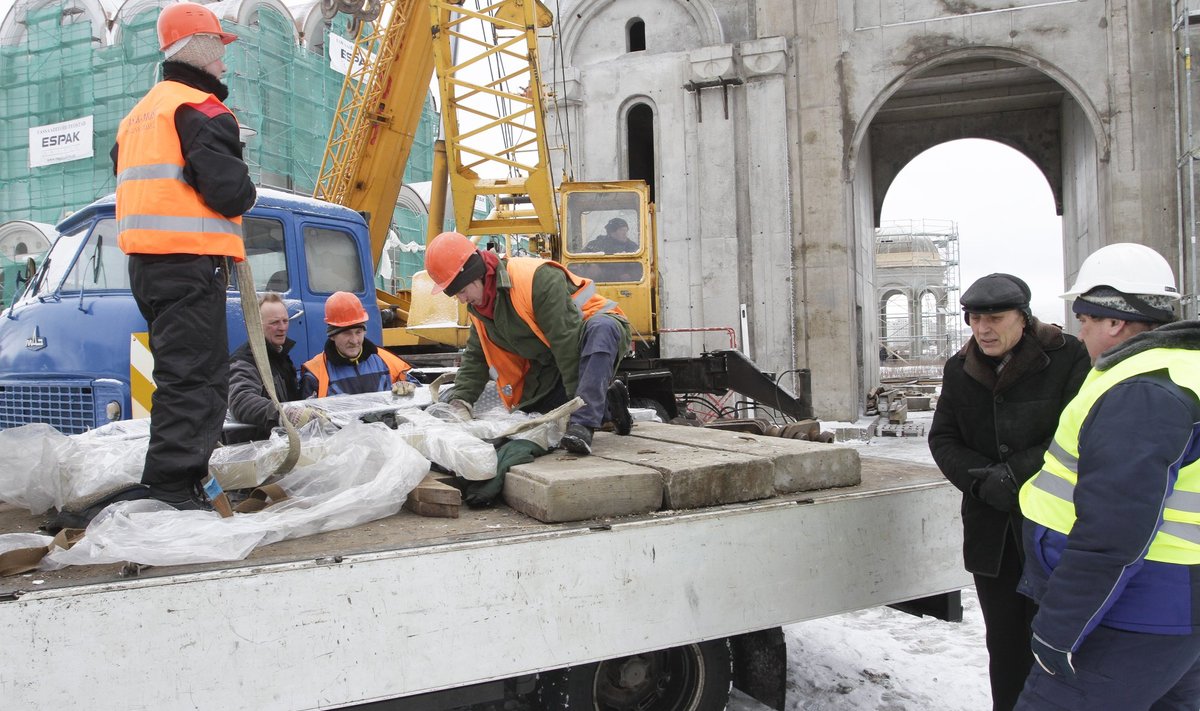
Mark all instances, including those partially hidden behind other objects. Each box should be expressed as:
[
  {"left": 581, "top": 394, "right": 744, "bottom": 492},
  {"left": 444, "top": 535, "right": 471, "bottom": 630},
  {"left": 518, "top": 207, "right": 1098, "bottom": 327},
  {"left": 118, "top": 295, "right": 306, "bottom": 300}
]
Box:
[
  {"left": 631, "top": 397, "right": 671, "bottom": 424},
  {"left": 535, "top": 640, "right": 732, "bottom": 711}
]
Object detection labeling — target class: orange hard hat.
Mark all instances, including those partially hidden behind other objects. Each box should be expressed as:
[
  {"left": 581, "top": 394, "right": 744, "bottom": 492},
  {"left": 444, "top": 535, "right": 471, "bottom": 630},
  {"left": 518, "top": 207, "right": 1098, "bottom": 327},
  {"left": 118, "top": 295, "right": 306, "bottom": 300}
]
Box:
[
  {"left": 324, "top": 291, "right": 369, "bottom": 328},
  {"left": 426, "top": 231, "right": 480, "bottom": 294},
  {"left": 157, "top": 2, "right": 238, "bottom": 51}
]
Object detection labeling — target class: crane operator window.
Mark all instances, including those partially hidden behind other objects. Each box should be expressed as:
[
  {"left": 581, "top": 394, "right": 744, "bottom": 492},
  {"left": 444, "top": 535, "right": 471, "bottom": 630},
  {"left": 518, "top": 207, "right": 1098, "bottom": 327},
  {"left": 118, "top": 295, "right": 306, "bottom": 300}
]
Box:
[
  {"left": 563, "top": 189, "right": 644, "bottom": 283},
  {"left": 304, "top": 225, "right": 364, "bottom": 294}
]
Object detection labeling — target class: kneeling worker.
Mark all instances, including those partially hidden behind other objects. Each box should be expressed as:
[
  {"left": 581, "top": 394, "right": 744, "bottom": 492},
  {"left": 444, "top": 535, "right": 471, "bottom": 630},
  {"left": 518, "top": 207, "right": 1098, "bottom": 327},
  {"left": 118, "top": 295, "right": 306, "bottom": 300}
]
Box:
[
  {"left": 424, "top": 231, "right": 633, "bottom": 455},
  {"left": 301, "top": 291, "right": 417, "bottom": 398}
]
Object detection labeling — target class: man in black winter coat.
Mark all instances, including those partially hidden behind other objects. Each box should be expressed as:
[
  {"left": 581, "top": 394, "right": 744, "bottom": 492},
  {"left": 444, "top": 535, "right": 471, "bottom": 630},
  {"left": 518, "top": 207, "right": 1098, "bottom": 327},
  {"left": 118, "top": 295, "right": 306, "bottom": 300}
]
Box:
[
  {"left": 929, "top": 273, "right": 1090, "bottom": 711},
  {"left": 227, "top": 293, "right": 302, "bottom": 439}
]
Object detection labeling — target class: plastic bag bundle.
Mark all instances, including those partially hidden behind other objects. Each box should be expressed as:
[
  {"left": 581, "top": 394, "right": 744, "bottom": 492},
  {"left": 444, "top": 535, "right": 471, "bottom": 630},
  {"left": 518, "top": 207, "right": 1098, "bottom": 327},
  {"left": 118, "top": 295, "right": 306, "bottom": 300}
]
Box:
[
  {"left": 47, "top": 421, "right": 430, "bottom": 568},
  {"left": 0, "top": 424, "right": 68, "bottom": 514},
  {"left": 394, "top": 409, "right": 497, "bottom": 481}
]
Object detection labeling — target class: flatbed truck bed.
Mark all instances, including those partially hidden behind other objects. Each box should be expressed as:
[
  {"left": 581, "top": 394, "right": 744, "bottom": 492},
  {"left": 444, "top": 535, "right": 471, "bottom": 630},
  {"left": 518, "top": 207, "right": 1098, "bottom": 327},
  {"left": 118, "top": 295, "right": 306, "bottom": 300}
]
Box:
[{"left": 0, "top": 433, "right": 969, "bottom": 711}]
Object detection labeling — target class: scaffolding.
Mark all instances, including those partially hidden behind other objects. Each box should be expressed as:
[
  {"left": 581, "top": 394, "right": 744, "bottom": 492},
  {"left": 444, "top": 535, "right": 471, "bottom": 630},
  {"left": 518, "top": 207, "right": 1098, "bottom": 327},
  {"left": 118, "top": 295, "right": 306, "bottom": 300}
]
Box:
[
  {"left": 875, "top": 219, "right": 963, "bottom": 366},
  {"left": 1173, "top": 0, "right": 1200, "bottom": 318},
  {"left": 0, "top": 1, "right": 438, "bottom": 287}
]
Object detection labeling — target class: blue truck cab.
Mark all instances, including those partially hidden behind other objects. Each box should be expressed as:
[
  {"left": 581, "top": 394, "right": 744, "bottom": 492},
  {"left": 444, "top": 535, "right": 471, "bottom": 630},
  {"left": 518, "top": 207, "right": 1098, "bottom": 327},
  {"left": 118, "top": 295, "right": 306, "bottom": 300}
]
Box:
[{"left": 0, "top": 188, "right": 382, "bottom": 433}]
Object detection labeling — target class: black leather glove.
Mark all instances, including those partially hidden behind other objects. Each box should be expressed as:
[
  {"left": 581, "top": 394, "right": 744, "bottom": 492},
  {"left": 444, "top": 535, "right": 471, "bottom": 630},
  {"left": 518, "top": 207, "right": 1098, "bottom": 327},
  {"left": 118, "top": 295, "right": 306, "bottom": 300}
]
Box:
[
  {"left": 1031, "top": 635, "right": 1076, "bottom": 680},
  {"left": 968, "top": 463, "right": 1018, "bottom": 512}
]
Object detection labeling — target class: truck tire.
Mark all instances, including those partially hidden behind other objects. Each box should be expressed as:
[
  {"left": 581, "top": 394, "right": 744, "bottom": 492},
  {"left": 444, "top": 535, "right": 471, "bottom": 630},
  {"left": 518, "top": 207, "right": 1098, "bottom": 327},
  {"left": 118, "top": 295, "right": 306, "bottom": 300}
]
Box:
[
  {"left": 535, "top": 640, "right": 732, "bottom": 711},
  {"left": 631, "top": 397, "right": 671, "bottom": 424}
]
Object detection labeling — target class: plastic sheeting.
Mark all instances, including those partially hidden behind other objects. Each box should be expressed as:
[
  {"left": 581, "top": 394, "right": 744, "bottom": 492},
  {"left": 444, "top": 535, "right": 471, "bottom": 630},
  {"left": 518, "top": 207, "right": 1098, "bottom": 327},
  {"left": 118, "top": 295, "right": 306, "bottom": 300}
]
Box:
[
  {"left": 0, "top": 421, "right": 147, "bottom": 515},
  {"left": 0, "top": 393, "right": 580, "bottom": 570},
  {"left": 47, "top": 422, "right": 430, "bottom": 567}
]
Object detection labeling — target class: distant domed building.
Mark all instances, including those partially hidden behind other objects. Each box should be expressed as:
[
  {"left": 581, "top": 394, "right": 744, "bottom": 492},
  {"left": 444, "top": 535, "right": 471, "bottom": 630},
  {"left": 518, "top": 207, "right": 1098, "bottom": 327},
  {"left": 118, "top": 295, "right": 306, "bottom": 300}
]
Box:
[{"left": 875, "top": 220, "right": 962, "bottom": 363}]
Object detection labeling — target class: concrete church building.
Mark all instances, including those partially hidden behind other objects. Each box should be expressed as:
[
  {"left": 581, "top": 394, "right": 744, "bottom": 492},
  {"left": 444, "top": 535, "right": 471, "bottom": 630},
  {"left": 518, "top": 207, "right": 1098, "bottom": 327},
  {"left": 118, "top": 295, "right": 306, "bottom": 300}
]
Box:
[{"left": 541, "top": 1, "right": 1178, "bottom": 419}]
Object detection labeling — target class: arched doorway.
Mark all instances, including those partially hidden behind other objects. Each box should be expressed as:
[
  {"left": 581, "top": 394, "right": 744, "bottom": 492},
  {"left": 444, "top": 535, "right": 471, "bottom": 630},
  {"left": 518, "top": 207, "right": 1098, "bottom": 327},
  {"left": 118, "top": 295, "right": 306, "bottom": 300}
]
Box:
[{"left": 854, "top": 52, "right": 1102, "bottom": 396}]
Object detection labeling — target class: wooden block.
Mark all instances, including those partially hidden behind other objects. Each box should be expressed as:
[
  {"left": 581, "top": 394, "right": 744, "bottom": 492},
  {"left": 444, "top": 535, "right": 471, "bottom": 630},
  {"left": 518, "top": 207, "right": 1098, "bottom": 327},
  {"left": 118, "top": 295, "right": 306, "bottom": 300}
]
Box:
[
  {"left": 403, "top": 498, "right": 460, "bottom": 518},
  {"left": 590, "top": 430, "right": 774, "bottom": 510},
  {"left": 408, "top": 474, "right": 463, "bottom": 506},
  {"left": 404, "top": 474, "right": 462, "bottom": 517},
  {"left": 503, "top": 452, "right": 663, "bottom": 523},
  {"left": 628, "top": 421, "right": 861, "bottom": 493}
]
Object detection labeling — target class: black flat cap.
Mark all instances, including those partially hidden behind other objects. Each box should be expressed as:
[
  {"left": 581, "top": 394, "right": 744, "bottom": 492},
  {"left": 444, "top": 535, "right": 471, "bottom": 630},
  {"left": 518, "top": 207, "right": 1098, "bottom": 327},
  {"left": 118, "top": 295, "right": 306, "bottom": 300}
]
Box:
[{"left": 960, "top": 273, "right": 1031, "bottom": 314}]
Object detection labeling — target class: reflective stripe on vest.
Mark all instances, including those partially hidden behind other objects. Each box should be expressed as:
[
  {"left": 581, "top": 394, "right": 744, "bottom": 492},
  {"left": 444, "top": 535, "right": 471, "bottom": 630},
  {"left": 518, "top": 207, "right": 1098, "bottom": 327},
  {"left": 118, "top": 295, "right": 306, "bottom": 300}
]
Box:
[
  {"left": 472, "top": 258, "right": 625, "bottom": 409},
  {"left": 115, "top": 81, "right": 245, "bottom": 259},
  {"left": 1020, "top": 348, "right": 1200, "bottom": 564}
]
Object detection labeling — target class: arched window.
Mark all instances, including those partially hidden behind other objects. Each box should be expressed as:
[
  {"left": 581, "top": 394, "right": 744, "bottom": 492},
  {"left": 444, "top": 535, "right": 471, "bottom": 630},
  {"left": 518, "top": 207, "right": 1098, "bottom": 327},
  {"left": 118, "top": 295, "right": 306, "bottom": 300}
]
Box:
[
  {"left": 626, "top": 103, "right": 655, "bottom": 202},
  {"left": 627, "top": 19, "right": 646, "bottom": 52}
]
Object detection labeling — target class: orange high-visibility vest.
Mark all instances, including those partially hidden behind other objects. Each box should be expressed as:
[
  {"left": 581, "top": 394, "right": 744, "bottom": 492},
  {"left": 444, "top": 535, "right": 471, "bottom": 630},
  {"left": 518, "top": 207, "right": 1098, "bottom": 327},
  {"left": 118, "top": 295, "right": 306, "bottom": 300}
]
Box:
[
  {"left": 472, "top": 258, "right": 624, "bottom": 409},
  {"left": 303, "top": 348, "right": 411, "bottom": 398},
  {"left": 116, "top": 81, "right": 246, "bottom": 260}
]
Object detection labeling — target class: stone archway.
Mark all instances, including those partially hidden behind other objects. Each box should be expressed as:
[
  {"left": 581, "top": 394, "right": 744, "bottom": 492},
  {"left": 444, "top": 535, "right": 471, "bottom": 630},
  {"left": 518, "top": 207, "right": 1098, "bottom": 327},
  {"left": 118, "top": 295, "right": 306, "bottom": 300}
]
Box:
[{"left": 849, "top": 47, "right": 1104, "bottom": 398}]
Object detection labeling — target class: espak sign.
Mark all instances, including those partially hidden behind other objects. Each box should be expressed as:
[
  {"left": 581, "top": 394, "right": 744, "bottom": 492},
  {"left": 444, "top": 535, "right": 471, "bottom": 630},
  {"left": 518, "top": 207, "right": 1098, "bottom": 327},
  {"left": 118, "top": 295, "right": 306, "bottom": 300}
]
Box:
[{"left": 29, "top": 115, "right": 94, "bottom": 168}]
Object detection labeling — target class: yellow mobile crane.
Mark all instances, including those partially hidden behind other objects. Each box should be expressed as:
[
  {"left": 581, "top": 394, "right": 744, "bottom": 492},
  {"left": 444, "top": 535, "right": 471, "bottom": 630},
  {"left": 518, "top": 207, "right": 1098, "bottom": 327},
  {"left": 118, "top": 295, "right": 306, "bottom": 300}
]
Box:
[
  {"left": 314, "top": 0, "right": 812, "bottom": 422},
  {"left": 314, "top": 0, "right": 657, "bottom": 349}
]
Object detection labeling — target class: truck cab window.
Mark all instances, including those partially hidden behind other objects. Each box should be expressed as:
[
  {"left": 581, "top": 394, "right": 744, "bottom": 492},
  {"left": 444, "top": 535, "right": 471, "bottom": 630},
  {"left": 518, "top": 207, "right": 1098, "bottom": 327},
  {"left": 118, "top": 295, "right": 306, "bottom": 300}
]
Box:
[
  {"left": 304, "top": 224, "right": 364, "bottom": 294},
  {"left": 59, "top": 218, "right": 129, "bottom": 294},
  {"left": 236, "top": 218, "right": 288, "bottom": 292}
]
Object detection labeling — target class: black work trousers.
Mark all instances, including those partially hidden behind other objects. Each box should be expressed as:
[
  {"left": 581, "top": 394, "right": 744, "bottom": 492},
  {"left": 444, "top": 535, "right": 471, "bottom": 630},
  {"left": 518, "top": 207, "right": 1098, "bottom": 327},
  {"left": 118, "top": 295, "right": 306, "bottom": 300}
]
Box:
[
  {"left": 975, "top": 528, "right": 1038, "bottom": 711},
  {"left": 129, "top": 253, "right": 229, "bottom": 494}
]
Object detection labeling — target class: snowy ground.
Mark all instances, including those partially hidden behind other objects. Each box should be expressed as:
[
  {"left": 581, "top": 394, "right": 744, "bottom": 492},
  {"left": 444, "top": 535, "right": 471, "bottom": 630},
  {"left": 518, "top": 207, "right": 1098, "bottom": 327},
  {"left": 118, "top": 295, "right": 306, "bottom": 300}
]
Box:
[{"left": 748, "top": 409, "right": 992, "bottom": 711}]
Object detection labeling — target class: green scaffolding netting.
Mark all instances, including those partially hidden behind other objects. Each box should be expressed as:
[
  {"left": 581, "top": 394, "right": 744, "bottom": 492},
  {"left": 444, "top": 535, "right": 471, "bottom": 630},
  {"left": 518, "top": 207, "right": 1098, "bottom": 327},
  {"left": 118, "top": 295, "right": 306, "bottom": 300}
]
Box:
[{"left": 0, "top": 4, "right": 439, "bottom": 290}]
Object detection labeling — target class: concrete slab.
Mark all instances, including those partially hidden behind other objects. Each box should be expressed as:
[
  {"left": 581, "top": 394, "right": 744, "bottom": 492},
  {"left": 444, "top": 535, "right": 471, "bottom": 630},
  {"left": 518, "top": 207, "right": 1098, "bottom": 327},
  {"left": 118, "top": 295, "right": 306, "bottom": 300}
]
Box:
[
  {"left": 503, "top": 451, "right": 663, "bottom": 523},
  {"left": 590, "top": 429, "right": 775, "bottom": 510},
  {"left": 627, "top": 422, "right": 862, "bottom": 493}
]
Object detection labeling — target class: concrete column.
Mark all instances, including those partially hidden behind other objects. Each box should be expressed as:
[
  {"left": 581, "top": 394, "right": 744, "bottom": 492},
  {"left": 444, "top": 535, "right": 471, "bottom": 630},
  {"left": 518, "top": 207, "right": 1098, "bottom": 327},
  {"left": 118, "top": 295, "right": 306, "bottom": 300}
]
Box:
[
  {"left": 545, "top": 67, "right": 584, "bottom": 183},
  {"left": 680, "top": 44, "right": 739, "bottom": 356},
  {"left": 738, "top": 36, "right": 794, "bottom": 380}
]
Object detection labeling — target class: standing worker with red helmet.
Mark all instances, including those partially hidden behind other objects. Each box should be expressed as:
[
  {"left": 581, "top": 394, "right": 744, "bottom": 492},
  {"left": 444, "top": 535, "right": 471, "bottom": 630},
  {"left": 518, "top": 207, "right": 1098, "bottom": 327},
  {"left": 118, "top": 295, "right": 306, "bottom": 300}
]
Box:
[
  {"left": 111, "top": 2, "right": 255, "bottom": 510},
  {"left": 425, "top": 232, "right": 633, "bottom": 455},
  {"left": 300, "top": 292, "right": 416, "bottom": 398}
]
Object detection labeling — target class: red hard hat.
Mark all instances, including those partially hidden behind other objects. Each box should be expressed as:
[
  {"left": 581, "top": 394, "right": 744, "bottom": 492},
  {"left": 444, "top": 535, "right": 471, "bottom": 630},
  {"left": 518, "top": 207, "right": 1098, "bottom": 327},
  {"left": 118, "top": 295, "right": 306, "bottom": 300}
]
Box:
[
  {"left": 324, "top": 291, "right": 369, "bottom": 328},
  {"left": 157, "top": 2, "right": 238, "bottom": 51},
  {"left": 426, "top": 231, "right": 479, "bottom": 294}
]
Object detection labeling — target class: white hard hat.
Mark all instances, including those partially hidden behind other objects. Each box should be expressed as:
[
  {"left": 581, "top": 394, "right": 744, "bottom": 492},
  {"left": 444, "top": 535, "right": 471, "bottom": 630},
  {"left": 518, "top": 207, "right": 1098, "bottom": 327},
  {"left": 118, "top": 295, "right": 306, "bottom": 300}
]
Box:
[{"left": 1061, "top": 243, "right": 1180, "bottom": 301}]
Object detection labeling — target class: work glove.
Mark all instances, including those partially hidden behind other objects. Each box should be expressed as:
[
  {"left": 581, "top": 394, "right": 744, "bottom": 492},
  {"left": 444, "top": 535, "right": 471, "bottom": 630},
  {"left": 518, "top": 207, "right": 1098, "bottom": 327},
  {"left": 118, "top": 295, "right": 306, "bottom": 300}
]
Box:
[
  {"left": 282, "top": 403, "right": 322, "bottom": 427},
  {"left": 968, "top": 463, "right": 1018, "bottom": 512},
  {"left": 391, "top": 380, "right": 416, "bottom": 397},
  {"left": 1031, "top": 635, "right": 1076, "bottom": 680},
  {"left": 462, "top": 439, "right": 547, "bottom": 508},
  {"left": 447, "top": 398, "right": 474, "bottom": 422}
]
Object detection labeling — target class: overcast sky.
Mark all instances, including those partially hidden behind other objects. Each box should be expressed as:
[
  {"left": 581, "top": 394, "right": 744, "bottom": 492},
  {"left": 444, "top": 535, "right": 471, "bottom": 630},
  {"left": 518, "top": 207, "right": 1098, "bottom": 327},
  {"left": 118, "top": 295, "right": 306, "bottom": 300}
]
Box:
[{"left": 880, "top": 138, "right": 1067, "bottom": 325}]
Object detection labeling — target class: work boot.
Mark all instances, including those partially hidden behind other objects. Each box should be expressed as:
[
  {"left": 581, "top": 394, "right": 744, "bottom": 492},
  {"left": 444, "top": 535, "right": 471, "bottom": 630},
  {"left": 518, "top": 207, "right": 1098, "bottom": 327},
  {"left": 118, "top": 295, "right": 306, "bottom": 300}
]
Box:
[
  {"left": 43, "top": 483, "right": 151, "bottom": 533},
  {"left": 606, "top": 379, "right": 632, "bottom": 436},
  {"left": 146, "top": 482, "right": 214, "bottom": 512},
  {"left": 560, "top": 423, "right": 593, "bottom": 455}
]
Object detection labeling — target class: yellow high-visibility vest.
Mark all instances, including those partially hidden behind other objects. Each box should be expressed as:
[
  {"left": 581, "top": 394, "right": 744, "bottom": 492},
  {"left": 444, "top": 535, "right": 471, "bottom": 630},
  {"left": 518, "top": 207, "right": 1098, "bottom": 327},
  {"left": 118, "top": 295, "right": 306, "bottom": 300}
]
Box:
[{"left": 1020, "top": 348, "right": 1200, "bottom": 564}]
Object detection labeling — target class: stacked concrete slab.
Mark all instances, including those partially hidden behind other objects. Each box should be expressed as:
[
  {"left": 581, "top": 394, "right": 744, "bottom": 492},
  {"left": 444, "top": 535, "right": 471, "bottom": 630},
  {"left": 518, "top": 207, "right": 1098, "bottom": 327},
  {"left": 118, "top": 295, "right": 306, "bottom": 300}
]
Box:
[{"left": 504, "top": 423, "right": 862, "bottom": 523}]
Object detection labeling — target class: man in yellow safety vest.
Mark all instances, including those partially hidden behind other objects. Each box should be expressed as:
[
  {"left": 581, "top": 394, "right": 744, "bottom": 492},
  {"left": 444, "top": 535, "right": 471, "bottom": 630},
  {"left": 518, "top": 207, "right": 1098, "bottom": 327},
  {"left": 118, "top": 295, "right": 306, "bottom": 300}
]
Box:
[{"left": 1015, "top": 243, "right": 1200, "bottom": 709}]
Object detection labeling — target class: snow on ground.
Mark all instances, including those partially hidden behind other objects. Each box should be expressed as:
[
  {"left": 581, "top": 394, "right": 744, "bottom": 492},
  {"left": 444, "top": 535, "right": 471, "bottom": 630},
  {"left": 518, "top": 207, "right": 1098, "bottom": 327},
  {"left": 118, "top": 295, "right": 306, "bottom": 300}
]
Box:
[{"left": 744, "top": 409, "right": 993, "bottom": 710}]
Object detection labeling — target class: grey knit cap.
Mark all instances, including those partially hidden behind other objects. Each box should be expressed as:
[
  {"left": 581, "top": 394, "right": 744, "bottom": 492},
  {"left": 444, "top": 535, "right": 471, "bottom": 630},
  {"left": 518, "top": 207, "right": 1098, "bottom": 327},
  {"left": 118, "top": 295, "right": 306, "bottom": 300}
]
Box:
[{"left": 165, "top": 34, "right": 225, "bottom": 74}]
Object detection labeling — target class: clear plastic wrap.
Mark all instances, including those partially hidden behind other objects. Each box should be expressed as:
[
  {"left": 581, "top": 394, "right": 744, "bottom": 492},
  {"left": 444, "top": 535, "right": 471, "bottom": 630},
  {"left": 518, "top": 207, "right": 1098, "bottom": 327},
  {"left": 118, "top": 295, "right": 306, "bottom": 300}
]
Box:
[
  {"left": 0, "top": 424, "right": 68, "bottom": 514},
  {"left": 302, "top": 388, "right": 432, "bottom": 427},
  {"left": 208, "top": 418, "right": 337, "bottom": 489},
  {"left": 48, "top": 422, "right": 430, "bottom": 568},
  {"left": 394, "top": 409, "right": 498, "bottom": 481}
]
